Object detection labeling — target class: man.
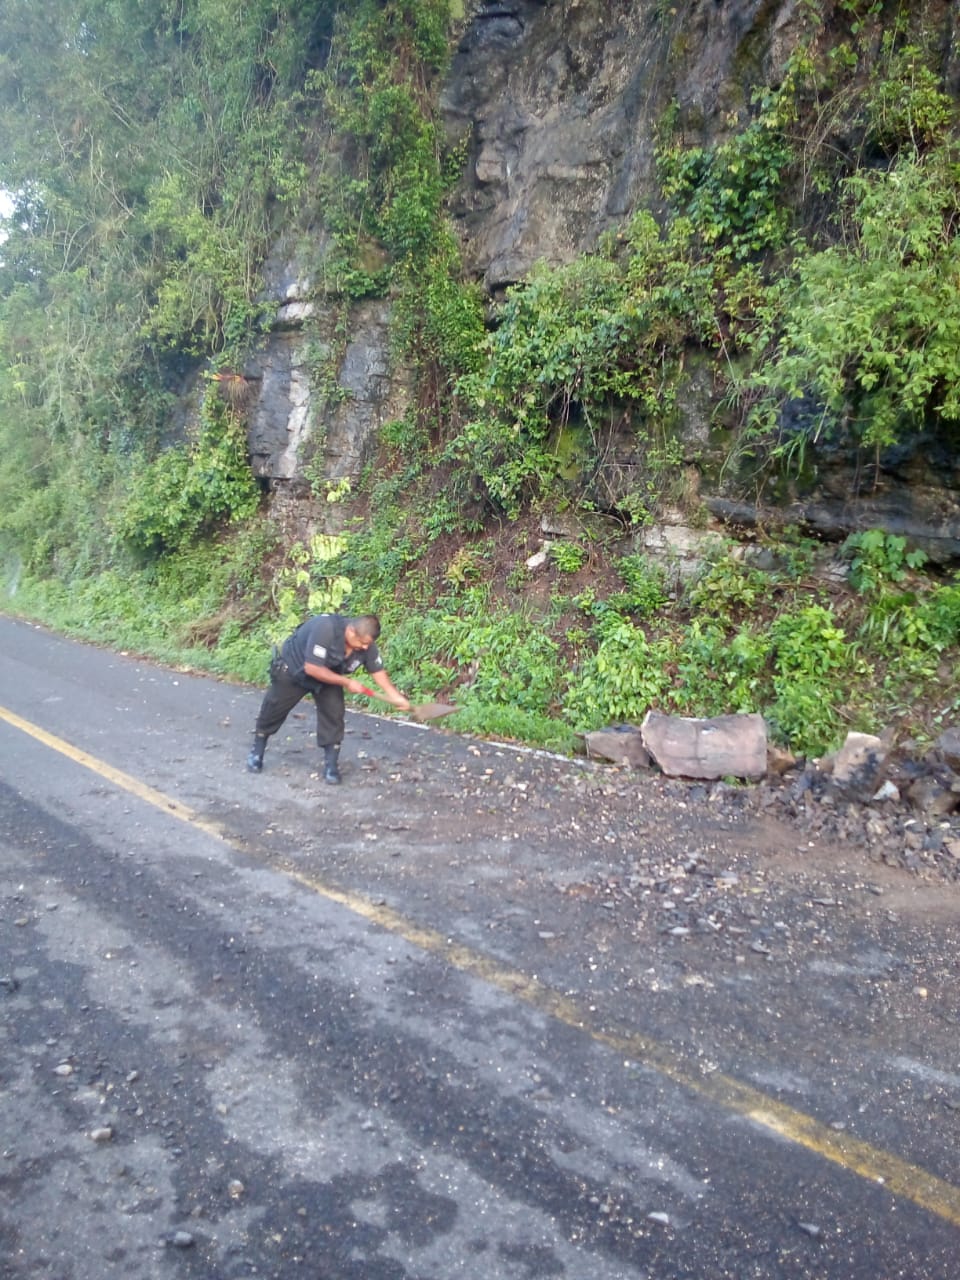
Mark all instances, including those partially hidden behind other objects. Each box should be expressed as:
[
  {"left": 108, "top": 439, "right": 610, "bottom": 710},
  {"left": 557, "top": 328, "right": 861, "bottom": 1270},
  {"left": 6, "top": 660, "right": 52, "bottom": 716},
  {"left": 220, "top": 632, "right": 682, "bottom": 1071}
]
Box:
[{"left": 246, "top": 613, "right": 410, "bottom": 784}]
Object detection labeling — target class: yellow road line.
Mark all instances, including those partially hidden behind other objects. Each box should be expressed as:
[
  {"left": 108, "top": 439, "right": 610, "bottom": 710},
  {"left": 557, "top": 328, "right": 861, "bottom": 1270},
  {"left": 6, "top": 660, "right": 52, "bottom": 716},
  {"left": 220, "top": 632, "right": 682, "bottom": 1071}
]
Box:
[
  {"left": 0, "top": 704, "right": 225, "bottom": 842},
  {"left": 286, "top": 873, "right": 960, "bottom": 1228},
  {"left": 4, "top": 701, "right": 959, "bottom": 1229}
]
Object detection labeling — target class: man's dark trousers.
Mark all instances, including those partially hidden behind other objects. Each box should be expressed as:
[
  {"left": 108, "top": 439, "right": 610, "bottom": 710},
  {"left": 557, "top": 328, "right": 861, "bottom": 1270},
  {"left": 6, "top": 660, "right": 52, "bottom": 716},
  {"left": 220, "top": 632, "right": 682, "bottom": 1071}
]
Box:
[{"left": 255, "top": 658, "right": 345, "bottom": 747}]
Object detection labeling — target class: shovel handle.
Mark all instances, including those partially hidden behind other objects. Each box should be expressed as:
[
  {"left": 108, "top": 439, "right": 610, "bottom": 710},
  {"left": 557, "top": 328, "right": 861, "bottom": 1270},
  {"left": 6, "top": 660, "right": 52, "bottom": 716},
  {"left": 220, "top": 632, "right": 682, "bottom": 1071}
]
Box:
[
  {"left": 357, "top": 684, "right": 456, "bottom": 722},
  {"left": 357, "top": 683, "right": 396, "bottom": 706}
]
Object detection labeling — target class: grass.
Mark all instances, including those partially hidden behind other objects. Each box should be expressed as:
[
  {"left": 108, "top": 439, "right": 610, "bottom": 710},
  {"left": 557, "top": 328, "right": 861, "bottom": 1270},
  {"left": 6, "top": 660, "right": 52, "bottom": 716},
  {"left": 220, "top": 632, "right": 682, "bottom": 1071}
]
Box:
[{"left": 2, "top": 514, "right": 958, "bottom": 762}]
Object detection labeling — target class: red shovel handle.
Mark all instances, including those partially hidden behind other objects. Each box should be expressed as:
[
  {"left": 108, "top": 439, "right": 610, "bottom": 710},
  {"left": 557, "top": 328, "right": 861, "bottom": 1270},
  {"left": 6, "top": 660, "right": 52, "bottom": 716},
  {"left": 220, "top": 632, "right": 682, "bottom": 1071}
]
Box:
[{"left": 357, "top": 683, "right": 393, "bottom": 705}]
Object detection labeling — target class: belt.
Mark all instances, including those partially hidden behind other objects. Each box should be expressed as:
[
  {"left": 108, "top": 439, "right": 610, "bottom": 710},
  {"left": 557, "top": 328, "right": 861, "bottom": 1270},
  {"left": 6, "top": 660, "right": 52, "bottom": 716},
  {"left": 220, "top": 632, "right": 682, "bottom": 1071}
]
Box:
[{"left": 270, "top": 651, "right": 293, "bottom": 678}]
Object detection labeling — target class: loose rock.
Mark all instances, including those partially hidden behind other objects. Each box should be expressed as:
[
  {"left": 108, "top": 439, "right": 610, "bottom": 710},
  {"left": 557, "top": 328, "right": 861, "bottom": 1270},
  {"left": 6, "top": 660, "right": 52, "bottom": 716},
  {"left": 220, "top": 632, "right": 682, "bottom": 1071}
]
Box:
[{"left": 641, "top": 711, "right": 767, "bottom": 781}]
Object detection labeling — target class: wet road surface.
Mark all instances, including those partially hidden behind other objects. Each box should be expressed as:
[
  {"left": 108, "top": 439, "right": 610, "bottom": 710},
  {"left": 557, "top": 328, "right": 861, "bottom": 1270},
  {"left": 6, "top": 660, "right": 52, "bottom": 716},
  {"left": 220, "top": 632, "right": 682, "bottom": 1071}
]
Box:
[{"left": 1, "top": 615, "right": 958, "bottom": 1278}]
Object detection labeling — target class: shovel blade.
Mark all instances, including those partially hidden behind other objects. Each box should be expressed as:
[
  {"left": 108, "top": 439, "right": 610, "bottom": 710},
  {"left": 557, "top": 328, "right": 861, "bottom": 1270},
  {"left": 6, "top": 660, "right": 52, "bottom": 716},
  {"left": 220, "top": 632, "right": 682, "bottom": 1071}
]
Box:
[{"left": 411, "top": 702, "right": 459, "bottom": 723}]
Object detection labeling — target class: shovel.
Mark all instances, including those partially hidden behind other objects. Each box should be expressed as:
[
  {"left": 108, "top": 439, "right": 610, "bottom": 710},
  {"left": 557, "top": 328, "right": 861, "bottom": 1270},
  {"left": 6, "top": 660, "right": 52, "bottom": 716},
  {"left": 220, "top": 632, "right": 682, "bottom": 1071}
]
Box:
[{"left": 356, "top": 684, "right": 460, "bottom": 723}]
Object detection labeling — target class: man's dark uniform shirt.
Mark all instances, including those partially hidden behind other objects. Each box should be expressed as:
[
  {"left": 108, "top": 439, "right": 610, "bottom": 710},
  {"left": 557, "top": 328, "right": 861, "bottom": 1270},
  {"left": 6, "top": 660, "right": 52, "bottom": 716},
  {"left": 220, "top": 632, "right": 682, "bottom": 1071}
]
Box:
[{"left": 281, "top": 614, "right": 384, "bottom": 687}]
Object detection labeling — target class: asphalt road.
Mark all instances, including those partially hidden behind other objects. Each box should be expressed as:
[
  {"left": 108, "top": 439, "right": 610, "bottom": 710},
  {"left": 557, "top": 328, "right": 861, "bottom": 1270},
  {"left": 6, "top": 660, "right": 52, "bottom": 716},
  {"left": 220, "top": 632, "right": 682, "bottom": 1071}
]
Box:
[{"left": 1, "top": 614, "right": 958, "bottom": 1279}]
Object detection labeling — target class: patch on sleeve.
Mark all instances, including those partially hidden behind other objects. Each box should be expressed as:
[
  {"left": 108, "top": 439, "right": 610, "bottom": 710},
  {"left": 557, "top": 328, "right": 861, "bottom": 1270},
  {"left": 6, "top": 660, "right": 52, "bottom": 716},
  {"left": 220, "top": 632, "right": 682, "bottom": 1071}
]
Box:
[{"left": 312, "top": 644, "right": 328, "bottom": 660}]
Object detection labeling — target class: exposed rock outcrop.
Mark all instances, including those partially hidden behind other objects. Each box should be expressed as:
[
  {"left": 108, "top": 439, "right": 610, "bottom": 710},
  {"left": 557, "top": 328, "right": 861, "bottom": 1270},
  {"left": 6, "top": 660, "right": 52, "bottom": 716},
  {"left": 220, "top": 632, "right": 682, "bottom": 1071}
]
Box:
[
  {"left": 442, "top": 0, "right": 808, "bottom": 293},
  {"left": 239, "top": 0, "right": 960, "bottom": 565}
]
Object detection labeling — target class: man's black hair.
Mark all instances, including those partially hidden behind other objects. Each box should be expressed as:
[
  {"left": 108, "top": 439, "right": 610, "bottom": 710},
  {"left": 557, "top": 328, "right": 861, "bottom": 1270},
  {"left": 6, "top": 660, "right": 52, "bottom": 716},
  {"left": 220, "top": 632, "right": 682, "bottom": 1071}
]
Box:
[{"left": 350, "top": 614, "right": 381, "bottom": 641}]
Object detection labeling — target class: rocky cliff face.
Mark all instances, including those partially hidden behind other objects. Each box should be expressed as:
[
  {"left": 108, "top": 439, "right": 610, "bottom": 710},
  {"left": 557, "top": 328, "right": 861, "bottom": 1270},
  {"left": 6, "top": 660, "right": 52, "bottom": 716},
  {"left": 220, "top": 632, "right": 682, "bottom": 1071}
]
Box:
[
  {"left": 441, "top": 0, "right": 804, "bottom": 291},
  {"left": 244, "top": 0, "right": 960, "bottom": 563},
  {"left": 242, "top": 237, "right": 410, "bottom": 499}
]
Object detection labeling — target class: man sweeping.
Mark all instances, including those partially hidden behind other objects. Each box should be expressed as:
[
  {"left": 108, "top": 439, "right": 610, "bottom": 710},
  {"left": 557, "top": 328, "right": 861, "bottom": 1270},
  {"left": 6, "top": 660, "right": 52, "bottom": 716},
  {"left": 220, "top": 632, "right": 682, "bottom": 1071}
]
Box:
[{"left": 246, "top": 613, "right": 410, "bottom": 784}]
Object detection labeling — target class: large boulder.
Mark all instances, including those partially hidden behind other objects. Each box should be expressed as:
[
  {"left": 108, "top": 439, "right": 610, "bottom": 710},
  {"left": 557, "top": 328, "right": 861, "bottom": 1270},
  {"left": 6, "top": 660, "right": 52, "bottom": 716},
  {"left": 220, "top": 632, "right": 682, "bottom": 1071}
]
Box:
[
  {"left": 582, "top": 726, "right": 651, "bottom": 768},
  {"left": 641, "top": 710, "right": 767, "bottom": 780}
]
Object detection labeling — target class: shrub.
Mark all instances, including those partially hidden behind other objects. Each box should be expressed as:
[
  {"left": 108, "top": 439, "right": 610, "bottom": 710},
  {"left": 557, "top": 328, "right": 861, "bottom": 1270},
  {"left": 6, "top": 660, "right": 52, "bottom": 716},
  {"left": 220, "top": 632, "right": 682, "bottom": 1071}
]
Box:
[
  {"left": 673, "top": 621, "right": 772, "bottom": 716},
  {"left": 615, "top": 554, "right": 669, "bottom": 617},
  {"left": 842, "top": 528, "right": 927, "bottom": 593},
  {"left": 115, "top": 397, "right": 259, "bottom": 556},
  {"left": 564, "top": 615, "right": 674, "bottom": 728}
]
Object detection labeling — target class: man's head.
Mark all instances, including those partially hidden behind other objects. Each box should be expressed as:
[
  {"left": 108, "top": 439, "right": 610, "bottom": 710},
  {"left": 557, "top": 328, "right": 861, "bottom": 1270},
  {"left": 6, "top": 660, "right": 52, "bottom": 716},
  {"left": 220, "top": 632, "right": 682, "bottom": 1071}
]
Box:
[{"left": 345, "top": 614, "right": 381, "bottom": 650}]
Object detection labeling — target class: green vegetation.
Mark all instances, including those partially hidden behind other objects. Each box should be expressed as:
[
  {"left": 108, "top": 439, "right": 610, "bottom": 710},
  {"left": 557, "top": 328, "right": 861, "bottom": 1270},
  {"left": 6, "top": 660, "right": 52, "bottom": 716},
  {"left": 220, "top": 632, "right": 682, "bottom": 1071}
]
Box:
[
  {"left": 1, "top": 0, "right": 959, "bottom": 761},
  {"left": 115, "top": 392, "right": 261, "bottom": 557},
  {"left": 0, "top": 0, "right": 330, "bottom": 579}
]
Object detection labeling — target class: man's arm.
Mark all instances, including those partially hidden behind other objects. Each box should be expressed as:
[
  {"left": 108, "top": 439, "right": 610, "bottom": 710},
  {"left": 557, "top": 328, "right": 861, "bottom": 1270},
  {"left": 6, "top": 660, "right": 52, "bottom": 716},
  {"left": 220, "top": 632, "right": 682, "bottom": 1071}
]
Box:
[
  {"left": 303, "top": 660, "right": 366, "bottom": 693},
  {"left": 370, "top": 668, "right": 411, "bottom": 710},
  {"left": 303, "top": 660, "right": 408, "bottom": 707}
]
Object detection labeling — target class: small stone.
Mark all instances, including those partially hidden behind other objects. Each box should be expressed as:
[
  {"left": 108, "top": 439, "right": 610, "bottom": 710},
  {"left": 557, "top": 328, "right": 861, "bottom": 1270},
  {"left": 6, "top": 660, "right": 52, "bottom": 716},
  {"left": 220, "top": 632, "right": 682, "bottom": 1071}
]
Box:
[
  {"left": 872, "top": 780, "right": 899, "bottom": 802},
  {"left": 766, "top": 745, "right": 797, "bottom": 776},
  {"left": 798, "top": 1221, "right": 821, "bottom": 1238},
  {"left": 583, "top": 727, "right": 651, "bottom": 768},
  {"left": 647, "top": 1211, "right": 670, "bottom": 1226},
  {"left": 907, "top": 773, "right": 960, "bottom": 818},
  {"left": 228, "top": 1180, "right": 245, "bottom": 1199},
  {"left": 90, "top": 1127, "right": 113, "bottom": 1143},
  {"left": 934, "top": 726, "right": 960, "bottom": 767},
  {"left": 829, "top": 732, "right": 891, "bottom": 802},
  {"left": 53, "top": 1063, "right": 73, "bottom": 1077},
  {"left": 170, "top": 1231, "right": 195, "bottom": 1248}
]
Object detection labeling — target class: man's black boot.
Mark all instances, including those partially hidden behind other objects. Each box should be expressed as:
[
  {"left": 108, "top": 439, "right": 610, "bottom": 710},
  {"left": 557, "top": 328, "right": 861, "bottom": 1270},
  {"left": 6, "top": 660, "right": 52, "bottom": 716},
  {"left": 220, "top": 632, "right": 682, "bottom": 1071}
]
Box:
[
  {"left": 247, "top": 734, "right": 267, "bottom": 773},
  {"left": 323, "top": 744, "right": 341, "bottom": 785}
]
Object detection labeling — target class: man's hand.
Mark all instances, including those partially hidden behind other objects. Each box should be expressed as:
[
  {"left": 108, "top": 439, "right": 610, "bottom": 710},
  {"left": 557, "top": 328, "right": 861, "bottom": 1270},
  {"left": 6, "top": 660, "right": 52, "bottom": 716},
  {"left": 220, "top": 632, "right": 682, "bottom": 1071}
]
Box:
[
  {"left": 344, "top": 677, "right": 369, "bottom": 696},
  {"left": 390, "top": 693, "right": 412, "bottom": 712}
]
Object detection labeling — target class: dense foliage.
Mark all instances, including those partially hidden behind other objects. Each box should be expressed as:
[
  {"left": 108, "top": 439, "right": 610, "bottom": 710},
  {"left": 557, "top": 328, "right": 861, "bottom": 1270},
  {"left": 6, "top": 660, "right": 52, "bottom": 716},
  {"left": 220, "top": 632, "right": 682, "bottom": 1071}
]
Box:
[
  {"left": 1, "top": 0, "right": 958, "bottom": 758},
  {"left": 0, "top": 0, "right": 332, "bottom": 576}
]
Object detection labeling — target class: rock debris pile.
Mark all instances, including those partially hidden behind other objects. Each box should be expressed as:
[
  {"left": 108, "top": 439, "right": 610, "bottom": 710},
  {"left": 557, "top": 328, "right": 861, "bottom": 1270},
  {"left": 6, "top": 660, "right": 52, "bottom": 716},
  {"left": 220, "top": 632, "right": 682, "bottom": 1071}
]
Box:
[{"left": 580, "top": 719, "right": 960, "bottom": 885}]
